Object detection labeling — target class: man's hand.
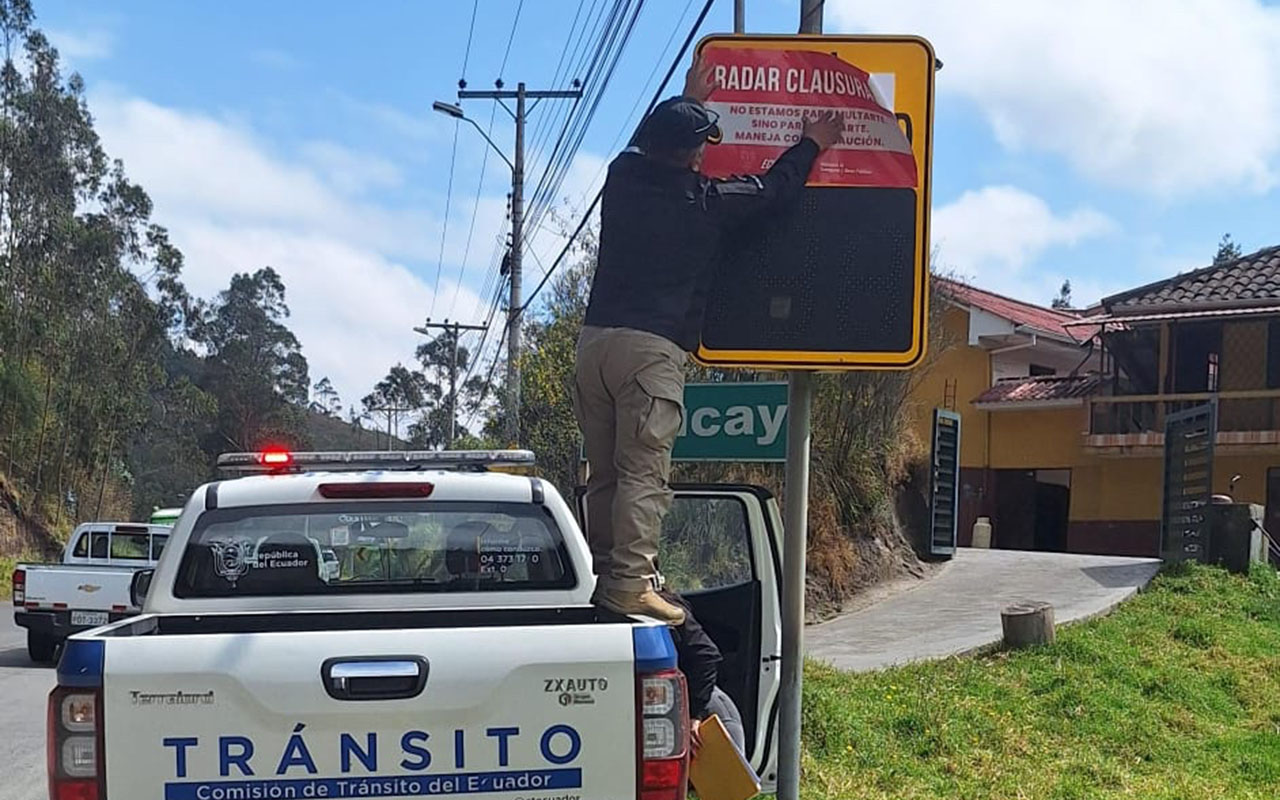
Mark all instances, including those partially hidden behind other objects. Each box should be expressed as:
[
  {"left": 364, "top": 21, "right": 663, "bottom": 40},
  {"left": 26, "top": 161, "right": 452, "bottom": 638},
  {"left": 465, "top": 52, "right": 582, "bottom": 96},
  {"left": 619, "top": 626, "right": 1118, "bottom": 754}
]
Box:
[
  {"left": 690, "top": 717, "right": 704, "bottom": 757},
  {"left": 683, "top": 56, "right": 716, "bottom": 104},
  {"left": 802, "top": 111, "right": 844, "bottom": 151}
]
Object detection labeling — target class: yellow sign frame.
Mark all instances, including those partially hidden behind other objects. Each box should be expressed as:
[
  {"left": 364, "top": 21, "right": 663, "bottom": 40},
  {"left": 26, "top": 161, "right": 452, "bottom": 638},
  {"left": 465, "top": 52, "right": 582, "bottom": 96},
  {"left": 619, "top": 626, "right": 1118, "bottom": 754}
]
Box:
[{"left": 693, "top": 34, "right": 935, "bottom": 371}]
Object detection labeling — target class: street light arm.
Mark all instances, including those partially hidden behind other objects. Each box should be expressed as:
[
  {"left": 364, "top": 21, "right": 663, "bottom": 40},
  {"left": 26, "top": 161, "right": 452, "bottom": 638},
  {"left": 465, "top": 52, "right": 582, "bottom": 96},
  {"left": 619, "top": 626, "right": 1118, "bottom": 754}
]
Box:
[
  {"left": 462, "top": 115, "right": 515, "bottom": 173},
  {"left": 433, "top": 100, "right": 515, "bottom": 173}
]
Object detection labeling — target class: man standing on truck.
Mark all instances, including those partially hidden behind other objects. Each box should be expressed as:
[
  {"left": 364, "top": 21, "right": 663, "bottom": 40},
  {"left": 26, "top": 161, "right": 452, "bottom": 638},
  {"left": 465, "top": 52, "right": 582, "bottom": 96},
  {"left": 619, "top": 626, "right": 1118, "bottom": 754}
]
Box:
[{"left": 574, "top": 59, "right": 842, "bottom": 623}]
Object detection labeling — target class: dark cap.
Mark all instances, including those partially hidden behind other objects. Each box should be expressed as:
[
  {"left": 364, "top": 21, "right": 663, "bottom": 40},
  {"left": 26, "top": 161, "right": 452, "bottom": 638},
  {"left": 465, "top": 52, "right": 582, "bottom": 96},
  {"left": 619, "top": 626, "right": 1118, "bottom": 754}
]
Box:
[{"left": 636, "top": 97, "right": 722, "bottom": 154}]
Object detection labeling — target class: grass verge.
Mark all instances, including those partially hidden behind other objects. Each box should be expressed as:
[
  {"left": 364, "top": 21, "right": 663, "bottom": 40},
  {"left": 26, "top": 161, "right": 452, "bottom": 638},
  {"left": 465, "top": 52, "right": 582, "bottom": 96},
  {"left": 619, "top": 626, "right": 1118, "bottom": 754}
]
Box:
[{"left": 800, "top": 563, "right": 1280, "bottom": 799}]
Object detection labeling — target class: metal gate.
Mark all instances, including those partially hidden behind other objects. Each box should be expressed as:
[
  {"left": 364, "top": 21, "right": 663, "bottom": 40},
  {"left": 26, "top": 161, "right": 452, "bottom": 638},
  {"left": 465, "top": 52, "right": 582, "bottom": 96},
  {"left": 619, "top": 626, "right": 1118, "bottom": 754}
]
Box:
[
  {"left": 1161, "top": 401, "right": 1217, "bottom": 562},
  {"left": 929, "top": 408, "right": 961, "bottom": 558}
]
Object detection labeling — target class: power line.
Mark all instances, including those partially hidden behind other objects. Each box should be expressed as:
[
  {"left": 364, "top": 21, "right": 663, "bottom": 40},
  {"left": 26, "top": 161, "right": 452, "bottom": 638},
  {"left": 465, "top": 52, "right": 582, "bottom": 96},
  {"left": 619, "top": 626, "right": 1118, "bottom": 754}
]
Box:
[
  {"left": 460, "top": 0, "right": 480, "bottom": 76},
  {"left": 522, "top": 0, "right": 592, "bottom": 169},
  {"left": 524, "top": 0, "right": 626, "bottom": 215},
  {"left": 581, "top": 0, "right": 698, "bottom": 201},
  {"left": 525, "top": 0, "right": 643, "bottom": 235},
  {"left": 521, "top": 0, "right": 716, "bottom": 314},
  {"left": 498, "top": 0, "right": 526, "bottom": 77},
  {"left": 429, "top": 121, "right": 460, "bottom": 317},
  {"left": 448, "top": 102, "right": 501, "bottom": 319}
]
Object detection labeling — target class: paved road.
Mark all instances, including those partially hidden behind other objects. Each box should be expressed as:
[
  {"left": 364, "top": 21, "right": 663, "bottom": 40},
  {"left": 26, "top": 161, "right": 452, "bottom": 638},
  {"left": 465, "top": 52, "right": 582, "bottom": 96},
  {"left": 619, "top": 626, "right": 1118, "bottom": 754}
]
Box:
[
  {"left": 807, "top": 547, "right": 1161, "bottom": 672},
  {"left": 0, "top": 613, "right": 54, "bottom": 800}
]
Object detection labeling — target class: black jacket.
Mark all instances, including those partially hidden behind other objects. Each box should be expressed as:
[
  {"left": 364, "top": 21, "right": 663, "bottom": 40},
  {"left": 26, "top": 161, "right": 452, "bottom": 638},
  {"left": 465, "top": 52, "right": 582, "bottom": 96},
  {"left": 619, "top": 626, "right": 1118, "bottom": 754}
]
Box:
[
  {"left": 662, "top": 590, "right": 722, "bottom": 720},
  {"left": 585, "top": 113, "right": 820, "bottom": 351}
]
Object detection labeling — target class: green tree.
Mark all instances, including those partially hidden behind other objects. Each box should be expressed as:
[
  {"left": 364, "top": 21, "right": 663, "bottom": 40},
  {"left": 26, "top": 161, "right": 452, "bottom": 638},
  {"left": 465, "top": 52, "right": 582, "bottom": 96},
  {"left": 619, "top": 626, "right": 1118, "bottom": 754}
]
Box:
[
  {"left": 0, "top": 0, "right": 187, "bottom": 522},
  {"left": 515, "top": 226, "right": 597, "bottom": 493},
  {"left": 363, "top": 364, "right": 429, "bottom": 448},
  {"left": 410, "top": 328, "right": 493, "bottom": 447},
  {"left": 311, "top": 376, "right": 342, "bottom": 418},
  {"left": 189, "top": 267, "right": 310, "bottom": 451},
  {"left": 1051, "top": 280, "right": 1073, "bottom": 310},
  {"left": 1214, "top": 233, "right": 1242, "bottom": 265}
]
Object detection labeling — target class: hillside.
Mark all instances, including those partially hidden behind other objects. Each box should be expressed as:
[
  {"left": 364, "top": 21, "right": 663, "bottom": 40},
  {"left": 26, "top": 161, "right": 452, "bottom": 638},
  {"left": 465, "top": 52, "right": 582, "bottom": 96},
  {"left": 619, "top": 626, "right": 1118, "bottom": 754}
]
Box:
[{"left": 304, "top": 410, "right": 410, "bottom": 451}]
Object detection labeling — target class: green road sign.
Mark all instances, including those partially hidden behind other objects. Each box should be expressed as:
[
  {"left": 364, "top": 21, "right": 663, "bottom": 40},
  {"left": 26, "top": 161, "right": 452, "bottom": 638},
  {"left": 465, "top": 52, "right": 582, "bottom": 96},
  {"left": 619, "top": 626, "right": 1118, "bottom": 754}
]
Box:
[
  {"left": 676, "top": 382, "right": 788, "bottom": 462},
  {"left": 578, "top": 382, "right": 788, "bottom": 463}
]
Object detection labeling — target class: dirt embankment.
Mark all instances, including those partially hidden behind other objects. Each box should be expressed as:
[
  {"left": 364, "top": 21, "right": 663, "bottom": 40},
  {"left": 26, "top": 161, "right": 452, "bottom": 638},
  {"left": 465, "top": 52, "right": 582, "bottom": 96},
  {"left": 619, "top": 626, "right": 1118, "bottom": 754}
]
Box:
[{"left": 0, "top": 476, "right": 62, "bottom": 560}]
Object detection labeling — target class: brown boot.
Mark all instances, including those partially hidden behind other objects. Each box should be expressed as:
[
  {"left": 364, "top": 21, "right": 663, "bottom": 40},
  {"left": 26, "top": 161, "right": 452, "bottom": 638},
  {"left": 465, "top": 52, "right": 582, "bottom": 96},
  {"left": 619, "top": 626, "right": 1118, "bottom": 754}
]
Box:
[{"left": 593, "top": 586, "right": 686, "bottom": 626}]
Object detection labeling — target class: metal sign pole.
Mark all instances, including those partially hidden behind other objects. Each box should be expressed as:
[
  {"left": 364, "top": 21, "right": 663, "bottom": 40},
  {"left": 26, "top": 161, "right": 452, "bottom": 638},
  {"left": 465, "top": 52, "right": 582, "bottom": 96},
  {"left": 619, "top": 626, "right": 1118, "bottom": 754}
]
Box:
[
  {"left": 776, "top": 370, "right": 813, "bottom": 800},
  {"left": 777, "top": 8, "right": 822, "bottom": 799}
]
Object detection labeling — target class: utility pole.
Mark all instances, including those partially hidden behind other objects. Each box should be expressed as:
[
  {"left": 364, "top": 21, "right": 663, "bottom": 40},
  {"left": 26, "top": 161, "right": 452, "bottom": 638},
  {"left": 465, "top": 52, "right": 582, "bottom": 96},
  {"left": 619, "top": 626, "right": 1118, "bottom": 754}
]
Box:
[
  {"left": 800, "top": 0, "right": 822, "bottom": 33},
  {"left": 414, "top": 319, "right": 489, "bottom": 448},
  {"left": 365, "top": 405, "right": 413, "bottom": 450},
  {"left": 452, "top": 82, "right": 583, "bottom": 445}
]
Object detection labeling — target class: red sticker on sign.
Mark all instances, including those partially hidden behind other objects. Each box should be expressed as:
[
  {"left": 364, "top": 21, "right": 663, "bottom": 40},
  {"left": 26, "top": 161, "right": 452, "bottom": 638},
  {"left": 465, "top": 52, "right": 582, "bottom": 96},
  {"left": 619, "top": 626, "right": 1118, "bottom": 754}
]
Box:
[{"left": 700, "top": 47, "right": 918, "bottom": 189}]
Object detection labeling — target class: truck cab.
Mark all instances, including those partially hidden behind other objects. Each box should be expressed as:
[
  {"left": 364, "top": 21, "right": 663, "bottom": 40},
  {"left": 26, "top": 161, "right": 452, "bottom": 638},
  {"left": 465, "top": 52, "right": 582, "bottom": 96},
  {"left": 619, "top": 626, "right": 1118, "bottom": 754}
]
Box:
[
  {"left": 13, "top": 522, "right": 171, "bottom": 661},
  {"left": 48, "top": 450, "right": 783, "bottom": 800}
]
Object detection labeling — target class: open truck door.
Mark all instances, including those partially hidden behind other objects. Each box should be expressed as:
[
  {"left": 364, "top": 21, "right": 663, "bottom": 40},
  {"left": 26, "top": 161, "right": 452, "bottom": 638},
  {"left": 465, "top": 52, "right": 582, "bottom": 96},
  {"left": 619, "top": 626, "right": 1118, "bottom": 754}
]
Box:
[{"left": 577, "top": 483, "right": 783, "bottom": 789}]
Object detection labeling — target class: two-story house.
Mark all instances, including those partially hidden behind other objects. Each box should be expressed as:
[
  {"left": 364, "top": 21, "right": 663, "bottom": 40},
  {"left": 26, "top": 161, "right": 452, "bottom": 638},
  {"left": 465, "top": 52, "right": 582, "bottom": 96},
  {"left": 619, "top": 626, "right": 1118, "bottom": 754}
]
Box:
[
  {"left": 1072, "top": 245, "right": 1280, "bottom": 553},
  {"left": 913, "top": 248, "right": 1280, "bottom": 558}
]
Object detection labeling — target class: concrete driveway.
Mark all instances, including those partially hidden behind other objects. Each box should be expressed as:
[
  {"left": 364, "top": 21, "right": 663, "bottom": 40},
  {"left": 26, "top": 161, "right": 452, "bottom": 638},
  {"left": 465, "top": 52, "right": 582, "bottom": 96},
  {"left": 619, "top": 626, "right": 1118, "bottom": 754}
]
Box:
[{"left": 807, "top": 548, "right": 1162, "bottom": 672}]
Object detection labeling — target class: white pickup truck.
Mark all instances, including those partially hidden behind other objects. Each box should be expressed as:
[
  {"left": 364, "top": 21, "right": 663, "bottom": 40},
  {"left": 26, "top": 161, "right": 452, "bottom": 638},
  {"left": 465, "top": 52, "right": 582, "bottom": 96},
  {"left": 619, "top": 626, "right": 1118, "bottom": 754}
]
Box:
[
  {"left": 13, "top": 521, "right": 171, "bottom": 662},
  {"left": 48, "top": 450, "right": 784, "bottom": 800}
]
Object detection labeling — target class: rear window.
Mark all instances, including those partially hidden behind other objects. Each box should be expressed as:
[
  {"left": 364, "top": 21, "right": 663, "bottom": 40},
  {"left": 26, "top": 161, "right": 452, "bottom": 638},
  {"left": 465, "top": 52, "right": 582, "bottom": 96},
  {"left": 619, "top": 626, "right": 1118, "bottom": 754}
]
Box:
[
  {"left": 109, "top": 533, "right": 151, "bottom": 560},
  {"left": 174, "top": 501, "right": 574, "bottom": 598}
]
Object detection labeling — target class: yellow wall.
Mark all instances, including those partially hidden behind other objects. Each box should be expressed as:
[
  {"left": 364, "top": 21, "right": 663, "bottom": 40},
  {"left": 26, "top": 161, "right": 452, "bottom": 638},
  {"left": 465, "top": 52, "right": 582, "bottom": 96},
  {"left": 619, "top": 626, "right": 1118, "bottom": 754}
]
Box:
[
  {"left": 1067, "top": 454, "right": 1278, "bottom": 523},
  {"left": 1070, "top": 459, "right": 1163, "bottom": 521},
  {"left": 910, "top": 307, "right": 990, "bottom": 467},
  {"left": 988, "top": 408, "right": 1088, "bottom": 469}
]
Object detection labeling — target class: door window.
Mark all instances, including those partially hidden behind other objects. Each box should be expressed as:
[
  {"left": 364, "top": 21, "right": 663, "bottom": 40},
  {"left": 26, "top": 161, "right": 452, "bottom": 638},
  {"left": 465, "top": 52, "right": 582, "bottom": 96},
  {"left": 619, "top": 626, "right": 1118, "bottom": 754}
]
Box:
[{"left": 658, "top": 496, "right": 754, "bottom": 591}]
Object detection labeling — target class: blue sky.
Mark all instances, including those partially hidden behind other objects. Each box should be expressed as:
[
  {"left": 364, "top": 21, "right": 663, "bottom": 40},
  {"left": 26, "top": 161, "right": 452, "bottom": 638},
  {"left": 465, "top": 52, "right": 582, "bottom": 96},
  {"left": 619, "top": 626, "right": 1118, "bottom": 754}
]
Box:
[{"left": 35, "top": 0, "right": 1280, "bottom": 405}]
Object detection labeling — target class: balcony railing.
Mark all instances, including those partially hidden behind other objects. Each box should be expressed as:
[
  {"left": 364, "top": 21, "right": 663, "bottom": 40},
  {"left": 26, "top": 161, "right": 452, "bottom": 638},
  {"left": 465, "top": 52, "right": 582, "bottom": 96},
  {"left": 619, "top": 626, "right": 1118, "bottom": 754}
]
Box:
[{"left": 1090, "top": 390, "right": 1280, "bottom": 436}]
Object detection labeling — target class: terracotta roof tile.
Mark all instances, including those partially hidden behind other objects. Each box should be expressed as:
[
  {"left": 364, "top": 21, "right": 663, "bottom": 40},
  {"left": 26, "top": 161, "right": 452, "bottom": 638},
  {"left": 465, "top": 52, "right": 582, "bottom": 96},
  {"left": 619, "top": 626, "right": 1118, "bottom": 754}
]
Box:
[
  {"left": 1104, "top": 244, "right": 1280, "bottom": 312},
  {"left": 935, "top": 278, "right": 1080, "bottom": 340},
  {"left": 973, "top": 374, "right": 1103, "bottom": 405}
]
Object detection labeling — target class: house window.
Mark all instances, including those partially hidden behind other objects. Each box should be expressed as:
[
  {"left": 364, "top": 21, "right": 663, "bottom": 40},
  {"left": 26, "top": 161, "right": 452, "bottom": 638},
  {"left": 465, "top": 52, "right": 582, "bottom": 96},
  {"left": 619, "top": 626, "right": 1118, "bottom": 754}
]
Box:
[
  {"left": 1029, "top": 364, "right": 1056, "bottom": 377},
  {"left": 1269, "top": 321, "right": 1280, "bottom": 389}
]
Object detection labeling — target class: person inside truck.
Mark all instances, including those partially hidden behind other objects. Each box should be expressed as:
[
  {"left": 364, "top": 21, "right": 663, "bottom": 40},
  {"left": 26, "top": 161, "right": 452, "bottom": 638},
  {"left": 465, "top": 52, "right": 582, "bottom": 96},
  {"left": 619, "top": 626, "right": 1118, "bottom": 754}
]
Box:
[
  {"left": 574, "top": 56, "right": 842, "bottom": 624},
  {"left": 660, "top": 588, "right": 747, "bottom": 758}
]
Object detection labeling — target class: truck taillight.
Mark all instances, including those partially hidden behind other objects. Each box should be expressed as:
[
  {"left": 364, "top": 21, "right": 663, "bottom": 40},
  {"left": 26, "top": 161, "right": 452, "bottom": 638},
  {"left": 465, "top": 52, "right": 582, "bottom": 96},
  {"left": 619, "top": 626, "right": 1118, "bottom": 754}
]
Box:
[
  {"left": 12, "top": 568, "right": 24, "bottom": 605},
  {"left": 48, "top": 686, "right": 104, "bottom": 800},
  {"left": 637, "top": 669, "right": 689, "bottom": 800}
]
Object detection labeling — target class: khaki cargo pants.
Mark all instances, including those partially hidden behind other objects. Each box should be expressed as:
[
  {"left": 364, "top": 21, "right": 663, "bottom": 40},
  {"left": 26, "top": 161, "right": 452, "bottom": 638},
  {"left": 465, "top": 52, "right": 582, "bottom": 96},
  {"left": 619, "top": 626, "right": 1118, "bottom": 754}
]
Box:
[{"left": 573, "top": 326, "right": 685, "bottom": 592}]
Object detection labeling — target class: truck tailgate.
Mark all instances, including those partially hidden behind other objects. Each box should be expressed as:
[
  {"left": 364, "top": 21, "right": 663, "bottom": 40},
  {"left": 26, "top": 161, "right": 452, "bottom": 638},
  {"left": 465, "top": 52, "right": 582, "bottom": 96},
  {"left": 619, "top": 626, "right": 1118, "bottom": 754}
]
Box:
[
  {"left": 23, "top": 565, "right": 135, "bottom": 611},
  {"left": 102, "top": 621, "right": 639, "bottom": 799}
]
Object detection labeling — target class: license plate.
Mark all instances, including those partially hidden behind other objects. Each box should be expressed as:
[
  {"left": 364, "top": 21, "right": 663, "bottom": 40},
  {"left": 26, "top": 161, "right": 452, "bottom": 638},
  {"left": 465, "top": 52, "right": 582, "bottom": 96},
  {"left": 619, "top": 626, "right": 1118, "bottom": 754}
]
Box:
[{"left": 71, "top": 611, "right": 109, "bottom": 627}]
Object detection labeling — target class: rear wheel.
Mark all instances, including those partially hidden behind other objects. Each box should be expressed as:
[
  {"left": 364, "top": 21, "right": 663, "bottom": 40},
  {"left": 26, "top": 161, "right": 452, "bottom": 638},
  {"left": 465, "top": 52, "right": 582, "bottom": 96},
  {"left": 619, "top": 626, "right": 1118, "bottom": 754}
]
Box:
[{"left": 27, "top": 631, "right": 57, "bottom": 663}]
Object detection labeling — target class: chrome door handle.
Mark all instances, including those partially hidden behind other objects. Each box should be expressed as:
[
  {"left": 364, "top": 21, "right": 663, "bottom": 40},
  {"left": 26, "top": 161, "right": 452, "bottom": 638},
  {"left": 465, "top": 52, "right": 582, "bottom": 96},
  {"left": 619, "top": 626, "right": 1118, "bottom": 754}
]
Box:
[{"left": 321, "top": 656, "right": 429, "bottom": 701}]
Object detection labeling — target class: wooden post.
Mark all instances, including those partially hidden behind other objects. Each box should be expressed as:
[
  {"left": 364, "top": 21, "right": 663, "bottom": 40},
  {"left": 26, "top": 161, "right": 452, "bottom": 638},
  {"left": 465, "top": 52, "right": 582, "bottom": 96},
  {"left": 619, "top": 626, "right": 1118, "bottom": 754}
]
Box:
[{"left": 1001, "top": 601, "right": 1055, "bottom": 648}]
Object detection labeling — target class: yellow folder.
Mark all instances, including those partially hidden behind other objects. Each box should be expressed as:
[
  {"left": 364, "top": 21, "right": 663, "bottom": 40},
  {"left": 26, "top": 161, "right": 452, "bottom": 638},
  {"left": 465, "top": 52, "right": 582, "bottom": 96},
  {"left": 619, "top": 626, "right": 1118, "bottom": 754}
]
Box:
[{"left": 689, "top": 714, "right": 761, "bottom": 800}]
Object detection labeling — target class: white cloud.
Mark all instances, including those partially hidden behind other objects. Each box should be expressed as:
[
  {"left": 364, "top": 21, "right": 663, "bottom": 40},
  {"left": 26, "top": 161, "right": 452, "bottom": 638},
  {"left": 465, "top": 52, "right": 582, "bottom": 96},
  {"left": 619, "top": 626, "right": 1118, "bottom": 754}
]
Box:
[
  {"left": 831, "top": 0, "right": 1280, "bottom": 195},
  {"left": 88, "top": 91, "right": 495, "bottom": 407},
  {"left": 300, "top": 141, "right": 404, "bottom": 195},
  {"left": 932, "top": 185, "right": 1114, "bottom": 299},
  {"left": 47, "top": 28, "right": 113, "bottom": 62}
]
